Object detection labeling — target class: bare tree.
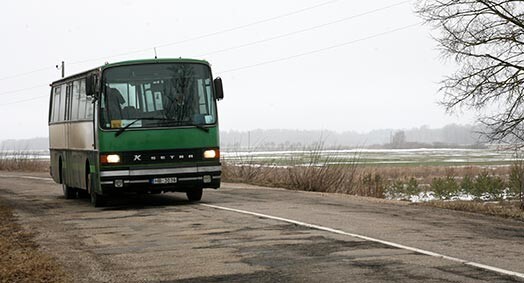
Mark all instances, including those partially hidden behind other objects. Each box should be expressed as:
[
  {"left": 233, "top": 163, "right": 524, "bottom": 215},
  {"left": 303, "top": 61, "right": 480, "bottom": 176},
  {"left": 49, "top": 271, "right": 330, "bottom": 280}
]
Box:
[
  {"left": 391, "top": 131, "right": 406, "bottom": 148},
  {"left": 416, "top": 1, "right": 524, "bottom": 145}
]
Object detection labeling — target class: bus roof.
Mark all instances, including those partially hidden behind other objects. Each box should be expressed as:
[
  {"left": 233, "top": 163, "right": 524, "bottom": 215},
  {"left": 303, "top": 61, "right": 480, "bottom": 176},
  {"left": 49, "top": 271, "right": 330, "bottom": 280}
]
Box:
[
  {"left": 51, "top": 58, "right": 210, "bottom": 85},
  {"left": 103, "top": 58, "right": 210, "bottom": 68}
]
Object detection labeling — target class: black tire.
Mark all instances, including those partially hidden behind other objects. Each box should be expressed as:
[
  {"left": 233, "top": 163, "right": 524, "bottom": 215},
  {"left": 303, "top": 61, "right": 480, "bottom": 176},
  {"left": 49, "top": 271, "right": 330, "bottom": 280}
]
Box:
[
  {"left": 62, "top": 184, "right": 76, "bottom": 199},
  {"left": 59, "top": 159, "right": 76, "bottom": 199},
  {"left": 186, "top": 188, "right": 203, "bottom": 202},
  {"left": 90, "top": 189, "right": 105, "bottom": 207},
  {"left": 88, "top": 173, "right": 105, "bottom": 207},
  {"left": 78, "top": 190, "right": 90, "bottom": 199}
]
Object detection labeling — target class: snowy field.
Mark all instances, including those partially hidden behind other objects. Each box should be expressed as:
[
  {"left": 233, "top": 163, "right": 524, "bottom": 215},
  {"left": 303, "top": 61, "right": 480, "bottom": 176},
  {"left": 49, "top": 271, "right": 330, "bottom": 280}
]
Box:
[
  {"left": 222, "top": 148, "right": 518, "bottom": 166},
  {"left": 0, "top": 150, "right": 49, "bottom": 160}
]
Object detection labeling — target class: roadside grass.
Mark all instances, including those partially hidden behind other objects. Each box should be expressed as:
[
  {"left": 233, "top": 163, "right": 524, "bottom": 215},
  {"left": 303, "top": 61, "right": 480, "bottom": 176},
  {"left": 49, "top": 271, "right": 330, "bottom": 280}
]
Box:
[
  {"left": 0, "top": 150, "right": 48, "bottom": 172},
  {"left": 419, "top": 201, "right": 524, "bottom": 221},
  {"left": 223, "top": 156, "right": 515, "bottom": 199},
  {"left": 0, "top": 198, "right": 69, "bottom": 283},
  {"left": 222, "top": 146, "right": 524, "bottom": 219},
  {"left": 222, "top": 142, "right": 364, "bottom": 195}
]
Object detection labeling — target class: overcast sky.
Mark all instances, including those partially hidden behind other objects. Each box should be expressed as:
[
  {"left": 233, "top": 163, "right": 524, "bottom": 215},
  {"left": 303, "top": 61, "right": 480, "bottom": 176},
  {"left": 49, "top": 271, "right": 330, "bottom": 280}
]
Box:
[{"left": 0, "top": 0, "right": 476, "bottom": 139}]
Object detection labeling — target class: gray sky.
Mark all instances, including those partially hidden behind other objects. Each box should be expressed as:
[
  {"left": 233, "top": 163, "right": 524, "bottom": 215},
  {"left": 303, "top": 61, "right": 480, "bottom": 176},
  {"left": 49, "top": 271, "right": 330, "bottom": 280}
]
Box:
[{"left": 0, "top": 0, "right": 475, "bottom": 139}]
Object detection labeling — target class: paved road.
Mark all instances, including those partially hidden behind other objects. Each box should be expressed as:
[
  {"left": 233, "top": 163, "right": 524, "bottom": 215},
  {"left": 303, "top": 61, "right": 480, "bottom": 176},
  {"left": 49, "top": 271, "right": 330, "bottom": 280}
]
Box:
[{"left": 0, "top": 171, "right": 523, "bottom": 282}]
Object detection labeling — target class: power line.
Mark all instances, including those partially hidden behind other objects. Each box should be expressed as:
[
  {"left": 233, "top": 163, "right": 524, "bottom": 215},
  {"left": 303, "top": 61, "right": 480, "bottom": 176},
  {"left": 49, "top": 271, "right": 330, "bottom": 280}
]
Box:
[
  {"left": 217, "top": 22, "right": 422, "bottom": 74},
  {"left": 0, "top": 67, "right": 55, "bottom": 81},
  {"left": 0, "top": 84, "right": 48, "bottom": 96},
  {"left": 0, "top": 95, "right": 48, "bottom": 107},
  {"left": 0, "top": 0, "right": 340, "bottom": 82},
  {"left": 69, "top": 0, "right": 341, "bottom": 66},
  {"left": 0, "top": 21, "right": 421, "bottom": 102},
  {"left": 0, "top": 0, "right": 346, "bottom": 95},
  {"left": 197, "top": 0, "right": 410, "bottom": 58}
]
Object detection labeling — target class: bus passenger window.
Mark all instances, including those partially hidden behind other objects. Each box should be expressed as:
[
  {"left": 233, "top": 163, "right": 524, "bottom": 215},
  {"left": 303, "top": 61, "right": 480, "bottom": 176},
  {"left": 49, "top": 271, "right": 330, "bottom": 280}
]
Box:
[
  {"left": 58, "top": 85, "right": 67, "bottom": 122},
  {"left": 81, "top": 80, "right": 93, "bottom": 120},
  {"left": 51, "top": 86, "right": 61, "bottom": 122},
  {"left": 71, "top": 81, "right": 81, "bottom": 121}
]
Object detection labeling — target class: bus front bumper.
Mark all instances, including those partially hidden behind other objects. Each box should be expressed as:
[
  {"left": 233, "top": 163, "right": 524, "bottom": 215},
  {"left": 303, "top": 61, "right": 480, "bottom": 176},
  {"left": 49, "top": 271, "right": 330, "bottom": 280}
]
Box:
[{"left": 99, "top": 165, "right": 221, "bottom": 192}]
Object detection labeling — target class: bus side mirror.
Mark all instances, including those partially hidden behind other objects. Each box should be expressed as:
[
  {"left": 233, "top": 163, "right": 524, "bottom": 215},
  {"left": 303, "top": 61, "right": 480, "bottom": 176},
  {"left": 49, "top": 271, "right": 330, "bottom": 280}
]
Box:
[
  {"left": 214, "top": 77, "right": 224, "bottom": 100},
  {"left": 86, "top": 74, "right": 99, "bottom": 97}
]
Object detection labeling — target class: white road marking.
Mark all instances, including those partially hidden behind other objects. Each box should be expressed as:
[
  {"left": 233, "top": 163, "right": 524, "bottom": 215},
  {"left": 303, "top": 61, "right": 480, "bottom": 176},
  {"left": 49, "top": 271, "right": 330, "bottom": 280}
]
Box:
[
  {"left": 0, "top": 175, "right": 54, "bottom": 181},
  {"left": 202, "top": 203, "right": 524, "bottom": 280}
]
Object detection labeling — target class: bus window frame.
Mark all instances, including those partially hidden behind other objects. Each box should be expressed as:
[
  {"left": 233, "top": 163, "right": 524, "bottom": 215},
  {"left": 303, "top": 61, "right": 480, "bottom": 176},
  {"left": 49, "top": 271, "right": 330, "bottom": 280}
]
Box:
[{"left": 49, "top": 79, "right": 96, "bottom": 125}]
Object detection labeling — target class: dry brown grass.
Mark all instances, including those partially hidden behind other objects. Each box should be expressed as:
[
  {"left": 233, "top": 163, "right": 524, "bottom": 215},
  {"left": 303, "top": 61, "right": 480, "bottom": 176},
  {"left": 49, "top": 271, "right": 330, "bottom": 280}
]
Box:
[
  {"left": 0, "top": 151, "right": 49, "bottom": 172},
  {"left": 222, "top": 145, "right": 362, "bottom": 195},
  {"left": 419, "top": 200, "right": 524, "bottom": 221},
  {"left": 0, "top": 198, "right": 69, "bottom": 283},
  {"left": 365, "top": 165, "right": 511, "bottom": 184},
  {"left": 222, "top": 163, "right": 511, "bottom": 197},
  {"left": 223, "top": 164, "right": 361, "bottom": 193}
]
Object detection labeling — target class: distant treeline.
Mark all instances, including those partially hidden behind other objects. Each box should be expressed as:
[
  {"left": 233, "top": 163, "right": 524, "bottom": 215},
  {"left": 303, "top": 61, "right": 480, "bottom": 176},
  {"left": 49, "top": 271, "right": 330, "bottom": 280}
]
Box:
[
  {"left": 0, "top": 137, "right": 49, "bottom": 150},
  {"left": 0, "top": 124, "right": 486, "bottom": 151},
  {"left": 221, "top": 124, "right": 487, "bottom": 150}
]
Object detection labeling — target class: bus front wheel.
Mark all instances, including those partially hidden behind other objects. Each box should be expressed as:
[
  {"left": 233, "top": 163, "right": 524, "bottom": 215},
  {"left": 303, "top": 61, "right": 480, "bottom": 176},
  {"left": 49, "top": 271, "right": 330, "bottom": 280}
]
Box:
[
  {"left": 186, "top": 188, "right": 203, "bottom": 202},
  {"left": 88, "top": 174, "right": 105, "bottom": 207},
  {"left": 90, "top": 190, "right": 105, "bottom": 207}
]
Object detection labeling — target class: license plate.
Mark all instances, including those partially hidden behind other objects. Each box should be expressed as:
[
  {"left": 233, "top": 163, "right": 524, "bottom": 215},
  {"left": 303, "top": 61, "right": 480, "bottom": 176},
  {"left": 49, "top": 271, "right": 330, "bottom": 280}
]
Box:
[{"left": 151, "top": 177, "right": 177, "bottom": 184}]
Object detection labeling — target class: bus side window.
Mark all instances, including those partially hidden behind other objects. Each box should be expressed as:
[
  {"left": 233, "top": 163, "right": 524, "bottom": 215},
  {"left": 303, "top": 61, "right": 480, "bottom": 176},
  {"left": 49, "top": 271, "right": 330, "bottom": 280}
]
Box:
[
  {"left": 58, "top": 84, "right": 67, "bottom": 122},
  {"left": 51, "top": 86, "right": 61, "bottom": 123},
  {"left": 71, "top": 81, "right": 81, "bottom": 121},
  {"left": 82, "top": 80, "right": 93, "bottom": 120},
  {"left": 65, "top": 84, "right": 72, "bottom": 121},
  {"left": 78, "top": 81, "right": 87, "bottom": 120}
]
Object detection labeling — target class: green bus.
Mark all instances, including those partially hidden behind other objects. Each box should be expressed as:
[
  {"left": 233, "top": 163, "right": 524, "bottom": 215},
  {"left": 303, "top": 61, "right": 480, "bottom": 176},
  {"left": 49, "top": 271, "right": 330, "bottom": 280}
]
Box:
[{"left": 48, "top": 58, "right": 224, "bottom": 207}]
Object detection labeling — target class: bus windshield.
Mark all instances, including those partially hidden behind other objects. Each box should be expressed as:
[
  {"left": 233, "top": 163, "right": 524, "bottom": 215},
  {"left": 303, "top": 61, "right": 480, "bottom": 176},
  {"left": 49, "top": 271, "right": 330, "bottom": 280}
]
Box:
[{"left": 100, "top": 63, "right": 217, "bottom": 130}]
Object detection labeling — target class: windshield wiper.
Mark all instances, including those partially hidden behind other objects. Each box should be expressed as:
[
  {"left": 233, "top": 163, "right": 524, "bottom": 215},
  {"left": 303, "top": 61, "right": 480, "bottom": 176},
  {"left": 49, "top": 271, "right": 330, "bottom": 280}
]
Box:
[
  {"left": 114, "top": 119, "right": 140, "bottom": 137},
  {"left": 158, "top": 119, "right": 210, "bottom": 133},
  {"left": 114, "top": 117, "right": 168, "bottom": 137}
]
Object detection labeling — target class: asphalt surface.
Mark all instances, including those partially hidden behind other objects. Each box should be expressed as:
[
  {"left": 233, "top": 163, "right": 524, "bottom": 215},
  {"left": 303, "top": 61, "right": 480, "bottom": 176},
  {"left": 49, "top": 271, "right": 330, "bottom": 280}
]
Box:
[{"left": 0, "top": 171, "right": 523, "bottom": 282}]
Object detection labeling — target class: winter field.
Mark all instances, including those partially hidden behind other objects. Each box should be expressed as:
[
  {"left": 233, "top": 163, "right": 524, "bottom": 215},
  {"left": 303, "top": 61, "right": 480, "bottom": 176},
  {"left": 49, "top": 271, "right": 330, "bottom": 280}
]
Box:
[
  {"left": 222, "top": 148, "right": 523, "bottom": 216},
  {"left": 222, "top": 147, "right": 518, "bottom": 167},
  {"left": 0, "top": 150, "right": 49, "bottom": 160}
]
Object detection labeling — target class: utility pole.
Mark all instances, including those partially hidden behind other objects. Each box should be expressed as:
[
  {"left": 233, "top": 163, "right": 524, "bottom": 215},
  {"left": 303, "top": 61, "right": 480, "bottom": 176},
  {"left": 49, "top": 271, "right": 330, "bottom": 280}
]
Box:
[{"left": 56, "top": 61, "right": 65, "bottom": 78}]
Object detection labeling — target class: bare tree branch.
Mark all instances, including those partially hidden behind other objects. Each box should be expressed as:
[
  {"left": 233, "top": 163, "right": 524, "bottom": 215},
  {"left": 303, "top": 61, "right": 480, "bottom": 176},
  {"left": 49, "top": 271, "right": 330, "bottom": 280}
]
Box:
[{"left": 417, "top": 0, "right": 524, "bottom": 146}]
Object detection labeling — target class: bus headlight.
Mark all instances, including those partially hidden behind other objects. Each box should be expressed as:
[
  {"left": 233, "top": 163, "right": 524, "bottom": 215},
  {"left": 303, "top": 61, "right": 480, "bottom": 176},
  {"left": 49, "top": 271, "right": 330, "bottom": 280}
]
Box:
[
  {"left": 101, "top": 154, "right": 121, "bottom": 164},
  {"left": 203, "top": 149, "right": 219, "bottom": 159}
]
